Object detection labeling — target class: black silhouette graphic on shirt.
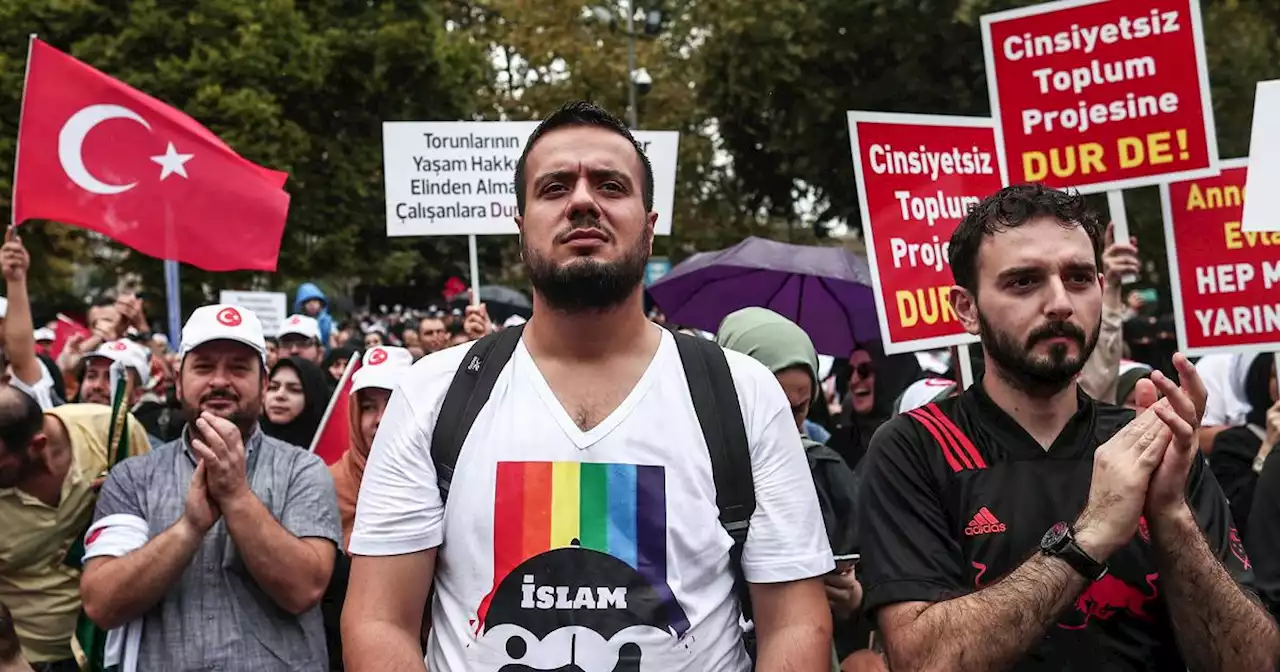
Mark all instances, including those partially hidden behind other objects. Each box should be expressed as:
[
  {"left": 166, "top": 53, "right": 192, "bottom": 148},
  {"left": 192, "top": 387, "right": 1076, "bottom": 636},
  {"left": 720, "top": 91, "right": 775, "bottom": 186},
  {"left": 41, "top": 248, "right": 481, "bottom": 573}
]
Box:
[{"left": 496, "top": 633, "right": 643, "bottom": 672}]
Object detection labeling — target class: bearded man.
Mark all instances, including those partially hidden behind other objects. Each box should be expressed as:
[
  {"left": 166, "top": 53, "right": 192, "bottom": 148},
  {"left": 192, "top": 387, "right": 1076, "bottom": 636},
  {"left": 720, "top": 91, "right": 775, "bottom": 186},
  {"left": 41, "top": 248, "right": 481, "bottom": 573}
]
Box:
[
  {"left": 341, "top": 101, "right": 834, "bottom": 672},
  {"left": 79, "top": 304, "right": 340, "bottom": 671},
  {"left": 856, "top": 184, "right": 1278, "bottom": 671}
]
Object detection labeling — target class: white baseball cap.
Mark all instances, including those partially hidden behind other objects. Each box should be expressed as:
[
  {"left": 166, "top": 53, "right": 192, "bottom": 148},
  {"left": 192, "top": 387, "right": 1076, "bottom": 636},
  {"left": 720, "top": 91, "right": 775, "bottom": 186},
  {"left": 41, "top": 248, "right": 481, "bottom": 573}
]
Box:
[
  {"left": 895, "top": 377, "right": 959, "bottom": 415},
  {"left": 33, "top": 327, "right": 55, "bottom": 343},
  {"left": 279, "top": 314, "right": 322, "bottom": 342},
  {"left": 351, "top": 346, "right": 413, "bottom": 394},
  {"left": 180, "top": 304, "right": 267, "bottom": 364},
  {"left": 86, "top": 339, "right": 151, "bottom": 385}
]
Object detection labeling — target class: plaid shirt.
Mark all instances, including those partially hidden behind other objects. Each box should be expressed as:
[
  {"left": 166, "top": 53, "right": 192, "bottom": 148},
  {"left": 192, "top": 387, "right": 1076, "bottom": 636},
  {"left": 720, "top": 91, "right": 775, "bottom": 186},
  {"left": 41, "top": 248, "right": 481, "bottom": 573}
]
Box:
[{"left": 93, "top": 428, "right": 341, "bottom": 671}]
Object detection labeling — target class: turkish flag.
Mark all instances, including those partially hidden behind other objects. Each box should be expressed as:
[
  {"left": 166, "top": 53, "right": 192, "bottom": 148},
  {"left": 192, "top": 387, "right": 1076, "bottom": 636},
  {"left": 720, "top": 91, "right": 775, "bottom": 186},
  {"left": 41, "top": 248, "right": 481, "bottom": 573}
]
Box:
[
  {"left": 310, "top": 357, "right": 360, "bottom": 465},
  {"left": 12, "top": 38, "right": 291, "bottom": 272},
  {"left": 50, "top": 313, "right": 91, "bottom": 361},
  {"left": 442, "top": 276, "right": 467, "bottom": 302}
]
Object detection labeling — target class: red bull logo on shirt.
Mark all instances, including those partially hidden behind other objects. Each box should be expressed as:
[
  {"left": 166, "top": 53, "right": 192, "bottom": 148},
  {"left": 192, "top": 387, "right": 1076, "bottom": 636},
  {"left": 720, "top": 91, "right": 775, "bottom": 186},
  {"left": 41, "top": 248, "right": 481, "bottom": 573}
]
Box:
[{"left": 1058, "top": 572, "right": 1159, "bottom": 630}]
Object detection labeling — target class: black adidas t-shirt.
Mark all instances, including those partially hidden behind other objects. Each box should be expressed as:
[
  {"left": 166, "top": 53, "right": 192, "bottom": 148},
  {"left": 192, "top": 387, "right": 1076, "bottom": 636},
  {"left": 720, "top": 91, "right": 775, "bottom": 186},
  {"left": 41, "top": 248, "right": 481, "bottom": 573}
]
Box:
[{"left": 858, "top": 382, "right": 1253, "bottom": 671}]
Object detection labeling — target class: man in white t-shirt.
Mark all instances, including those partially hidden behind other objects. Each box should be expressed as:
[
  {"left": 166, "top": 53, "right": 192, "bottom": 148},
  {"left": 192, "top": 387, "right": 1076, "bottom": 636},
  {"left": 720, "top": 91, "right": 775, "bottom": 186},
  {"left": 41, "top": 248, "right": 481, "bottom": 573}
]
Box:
[{"left": 342, "top": 101, "right": 834, "bottom": 672}]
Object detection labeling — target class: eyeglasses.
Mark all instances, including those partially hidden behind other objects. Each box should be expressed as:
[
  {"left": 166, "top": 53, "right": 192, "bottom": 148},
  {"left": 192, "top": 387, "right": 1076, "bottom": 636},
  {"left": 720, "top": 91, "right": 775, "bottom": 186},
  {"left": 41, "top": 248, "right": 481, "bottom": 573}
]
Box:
[{"left": 852, "top": 363, "right": 874, "bottom": 379}]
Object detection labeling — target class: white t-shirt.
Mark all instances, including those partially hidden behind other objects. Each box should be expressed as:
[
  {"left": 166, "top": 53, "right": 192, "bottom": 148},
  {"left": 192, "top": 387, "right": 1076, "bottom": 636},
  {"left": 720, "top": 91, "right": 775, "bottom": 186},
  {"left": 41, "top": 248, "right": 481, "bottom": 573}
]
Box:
[{"left": 350, "top": 328, "right": 833, "bottom": 672}]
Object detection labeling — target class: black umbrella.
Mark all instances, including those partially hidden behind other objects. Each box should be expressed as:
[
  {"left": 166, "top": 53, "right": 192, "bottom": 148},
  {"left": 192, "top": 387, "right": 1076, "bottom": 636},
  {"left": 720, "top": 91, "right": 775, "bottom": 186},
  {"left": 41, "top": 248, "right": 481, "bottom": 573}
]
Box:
[{"left": 450, "top": 285, "right": 533, "bottom": 323}]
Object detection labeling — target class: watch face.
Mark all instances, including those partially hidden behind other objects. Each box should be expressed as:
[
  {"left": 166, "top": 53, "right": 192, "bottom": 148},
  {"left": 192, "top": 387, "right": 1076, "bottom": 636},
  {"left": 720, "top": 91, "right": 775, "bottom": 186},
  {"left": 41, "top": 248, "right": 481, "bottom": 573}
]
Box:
[{"left": 1041, "top": 521, "right": 1069, "bottom": 549}]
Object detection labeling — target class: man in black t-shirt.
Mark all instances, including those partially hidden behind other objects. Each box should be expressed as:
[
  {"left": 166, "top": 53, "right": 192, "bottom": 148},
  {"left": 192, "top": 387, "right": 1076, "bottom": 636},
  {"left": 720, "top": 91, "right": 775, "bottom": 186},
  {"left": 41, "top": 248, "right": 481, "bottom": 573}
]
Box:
[{"left": 858, "top": 184, "right": 1278, "bottom": 671}]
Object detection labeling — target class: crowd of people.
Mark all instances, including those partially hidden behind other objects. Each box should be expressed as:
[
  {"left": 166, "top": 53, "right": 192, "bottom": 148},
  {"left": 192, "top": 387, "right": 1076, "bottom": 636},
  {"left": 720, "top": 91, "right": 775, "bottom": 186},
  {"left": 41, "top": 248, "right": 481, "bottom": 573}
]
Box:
[{"left": 1, "top": 100, "right": 1279, "bottom": 672}]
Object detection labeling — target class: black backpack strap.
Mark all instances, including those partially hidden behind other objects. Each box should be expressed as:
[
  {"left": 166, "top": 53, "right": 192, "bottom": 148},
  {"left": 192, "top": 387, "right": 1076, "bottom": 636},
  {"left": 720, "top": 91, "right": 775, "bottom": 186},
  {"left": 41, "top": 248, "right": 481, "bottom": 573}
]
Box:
[
  {"left": 431, "top": 325, "right": 524, "bottom": 505},
  {"left": 673, "top": 332, "right": 756, "bottom": 620}
]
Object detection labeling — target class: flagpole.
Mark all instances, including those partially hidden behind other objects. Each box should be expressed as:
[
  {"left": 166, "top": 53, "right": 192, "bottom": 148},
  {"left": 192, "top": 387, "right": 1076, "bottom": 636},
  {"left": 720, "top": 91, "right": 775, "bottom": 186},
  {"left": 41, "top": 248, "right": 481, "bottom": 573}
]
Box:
[
  {"left": 164, "top": 259, "right": 182, "bottom": 347},
  {"left": 309, "top": 356, "right": 358, "bottom": 454},
  {"left": 10, "top": 34, "right": 36, "bottom": 230}
]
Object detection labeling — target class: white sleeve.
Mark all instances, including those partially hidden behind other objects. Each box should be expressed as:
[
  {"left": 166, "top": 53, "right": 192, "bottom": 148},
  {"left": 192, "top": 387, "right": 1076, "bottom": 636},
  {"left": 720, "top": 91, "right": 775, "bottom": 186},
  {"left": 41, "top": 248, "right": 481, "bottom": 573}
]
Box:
[
  {"left": 737, "top": 367, "right": 835, "bottom": 583},
  {"left": 10, "top": 363, "right": 56, "bottom": 410},
  {"left": 347, "top": 382, "right": 445, "bottom": 556}
]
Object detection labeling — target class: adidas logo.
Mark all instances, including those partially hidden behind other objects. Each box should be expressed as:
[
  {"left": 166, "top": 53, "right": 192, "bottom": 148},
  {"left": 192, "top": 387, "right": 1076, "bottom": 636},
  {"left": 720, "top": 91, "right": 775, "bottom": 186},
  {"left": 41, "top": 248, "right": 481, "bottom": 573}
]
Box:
[
  {"left": 964, "top": 507, "right": 1007, "bottom": 536},
  {"left": 467, "top": 356, "right": 481, "bottom": 372}
]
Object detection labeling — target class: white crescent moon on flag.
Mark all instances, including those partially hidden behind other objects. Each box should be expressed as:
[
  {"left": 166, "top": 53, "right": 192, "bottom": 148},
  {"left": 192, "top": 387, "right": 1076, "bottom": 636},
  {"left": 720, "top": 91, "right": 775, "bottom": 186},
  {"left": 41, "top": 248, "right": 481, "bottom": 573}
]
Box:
[{"left": 58, "top": 104, "right": 152, "bottom": 195}]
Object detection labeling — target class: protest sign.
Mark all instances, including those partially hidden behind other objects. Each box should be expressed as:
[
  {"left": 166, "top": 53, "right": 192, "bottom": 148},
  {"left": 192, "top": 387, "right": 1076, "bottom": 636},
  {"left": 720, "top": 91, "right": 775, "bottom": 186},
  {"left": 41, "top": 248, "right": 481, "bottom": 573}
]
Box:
[
  {"left": 382, "top": 122, "right": 679, "bottom": 236},
  {"left": 981, "top": 0, "right": 1218, "bottom": 193},
  {"left": 848, "top": 112, "right": 1002, "bottom": 354},
  {"left": 1243, "top": 80, "right": 1280, "bottom": 232},
  {"left": 1161, "top": 159, "right": 1280, "bottom": 356},
  {"left": 218, "top": 290, "right": 287, "bottom": 337}
]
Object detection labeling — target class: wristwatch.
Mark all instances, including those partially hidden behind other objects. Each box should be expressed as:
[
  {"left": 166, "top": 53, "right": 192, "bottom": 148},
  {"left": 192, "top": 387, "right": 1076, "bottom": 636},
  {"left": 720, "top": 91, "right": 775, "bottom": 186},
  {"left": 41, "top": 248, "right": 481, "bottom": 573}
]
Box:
[{"left": 1040, "top": 522, "right": 1108, "bottom": 581}]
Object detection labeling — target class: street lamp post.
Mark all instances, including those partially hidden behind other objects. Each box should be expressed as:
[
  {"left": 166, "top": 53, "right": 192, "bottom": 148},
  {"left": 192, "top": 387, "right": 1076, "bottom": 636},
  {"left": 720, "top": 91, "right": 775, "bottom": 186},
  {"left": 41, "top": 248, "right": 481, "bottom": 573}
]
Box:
[
  {"left": 625, "top": 4, "right": 638, "bottom": 129},
  {"left": 587, "top": 2, "right": 659, "bottom": 129}
]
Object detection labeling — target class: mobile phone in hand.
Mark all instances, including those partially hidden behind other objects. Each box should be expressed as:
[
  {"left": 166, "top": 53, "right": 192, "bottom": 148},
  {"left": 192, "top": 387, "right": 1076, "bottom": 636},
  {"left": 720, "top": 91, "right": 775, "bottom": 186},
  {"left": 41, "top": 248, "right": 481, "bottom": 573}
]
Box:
[{"left": 833, "top": 553, "right": 859, "bottom": 574}]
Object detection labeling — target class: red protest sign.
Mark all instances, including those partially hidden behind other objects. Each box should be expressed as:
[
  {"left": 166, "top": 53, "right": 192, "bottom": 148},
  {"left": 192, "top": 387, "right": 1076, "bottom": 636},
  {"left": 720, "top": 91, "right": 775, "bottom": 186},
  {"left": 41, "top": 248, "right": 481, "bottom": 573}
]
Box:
[
  {"left": 982, "top": 0, "right": 1218, "bottom": 193},
  {"left": 1162, "top": 159, "right": 1280, "bottom": 355},
  {"left": 848, "top": 112, "right": 1004, "bottom": 354}
]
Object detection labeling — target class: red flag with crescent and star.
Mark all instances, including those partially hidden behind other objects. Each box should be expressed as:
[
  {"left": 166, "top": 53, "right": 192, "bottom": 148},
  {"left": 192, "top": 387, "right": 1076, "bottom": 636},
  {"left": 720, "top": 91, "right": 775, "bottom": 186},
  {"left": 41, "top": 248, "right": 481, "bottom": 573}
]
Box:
[
  {"left": 11, "top": 38, "right": 291, "bottom": 272},
  {"left": 310, "top": 355, "right": 360, "bottom": 466}
]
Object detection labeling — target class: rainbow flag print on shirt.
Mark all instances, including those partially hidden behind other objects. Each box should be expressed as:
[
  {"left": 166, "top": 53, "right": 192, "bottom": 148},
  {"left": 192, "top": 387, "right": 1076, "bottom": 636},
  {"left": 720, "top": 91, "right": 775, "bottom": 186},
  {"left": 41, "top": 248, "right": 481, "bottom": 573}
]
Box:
[{"left": 477, "top": 461, "right": 689, "bottom": 636}]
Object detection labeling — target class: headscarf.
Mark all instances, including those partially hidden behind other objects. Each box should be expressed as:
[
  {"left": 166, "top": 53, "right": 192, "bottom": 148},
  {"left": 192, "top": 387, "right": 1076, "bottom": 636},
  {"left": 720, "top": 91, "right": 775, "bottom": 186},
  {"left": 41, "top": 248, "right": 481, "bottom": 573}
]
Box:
[
  {"left": 260, "top": 357, "right": 331, "bottom": 449},
  {"left": 830, "top": 341, "right": 923, "bottom": 468},
  {"left": 323, "top": 346, "right": 356, "bottom": 386},
  {"left": 1198, "top": 353, "right": 1254, "bottom": 427},
  {"left": 716, "top": 307, "right": 820, "bottom": 404},
  {"left": 332, "top": 388, "right": 374, "bottom": 551},
  {"left": 331, "top": 346, "right": 414, "bottom": 549},
  {"left": 1115, "top": 360, "right": 1154, "bottom": 407},
  {"left": 1243, "top": 353, "right": 1275, "bottom": 428},
  {"left": 715, "top": 309, "right": 860, "bottom": 560}
]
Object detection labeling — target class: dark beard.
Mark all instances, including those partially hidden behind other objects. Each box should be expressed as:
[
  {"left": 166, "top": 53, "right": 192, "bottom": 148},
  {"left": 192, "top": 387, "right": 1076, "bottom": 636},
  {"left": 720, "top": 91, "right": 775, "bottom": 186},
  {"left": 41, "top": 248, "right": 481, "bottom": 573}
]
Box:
[
  {"left": 182, "top": 390, "right": 261, "bottom": 440},
  {"left": 979, "top": 311, "right": 1100, "bottom": 398},
  {"left": 524, "top": 214, "right": 650, "bottom": 313}
]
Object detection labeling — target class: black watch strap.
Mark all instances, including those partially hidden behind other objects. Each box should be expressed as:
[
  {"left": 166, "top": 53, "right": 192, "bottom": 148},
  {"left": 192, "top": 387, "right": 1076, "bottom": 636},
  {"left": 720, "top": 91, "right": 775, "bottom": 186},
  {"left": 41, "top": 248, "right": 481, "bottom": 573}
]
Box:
[{"left": 1040, "top": 521, "right": 1108, "bottom": 581}]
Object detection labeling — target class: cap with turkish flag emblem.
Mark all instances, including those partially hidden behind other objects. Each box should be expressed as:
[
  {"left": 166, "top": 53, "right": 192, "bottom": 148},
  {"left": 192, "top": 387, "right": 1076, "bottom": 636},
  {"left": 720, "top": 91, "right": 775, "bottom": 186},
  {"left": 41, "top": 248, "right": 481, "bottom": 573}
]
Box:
[
  {"left": 279, "top": 314, "right": 321, "bottom": 342},
  {"left": 180, "top": 304, "right": 266, "bottom": 363},
  {"left": 86, "top": 339, "right": 151, "bottom": 385},
  {"left": 352, "top": 346, "right": 413, "bottom": 394}
]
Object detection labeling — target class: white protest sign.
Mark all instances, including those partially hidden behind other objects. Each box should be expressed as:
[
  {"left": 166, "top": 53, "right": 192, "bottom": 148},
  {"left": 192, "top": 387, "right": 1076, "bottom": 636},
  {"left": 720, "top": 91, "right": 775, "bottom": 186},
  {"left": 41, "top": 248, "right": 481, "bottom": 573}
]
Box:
[
  {"left": 382, "top": 121, "right": 679, "bottom": 236},
  {"left": 1242, "top": 80, "right": 1280, "bottom": 232},
  {"left": 218, "top": 291, "right": 288, "bottom": 337}
]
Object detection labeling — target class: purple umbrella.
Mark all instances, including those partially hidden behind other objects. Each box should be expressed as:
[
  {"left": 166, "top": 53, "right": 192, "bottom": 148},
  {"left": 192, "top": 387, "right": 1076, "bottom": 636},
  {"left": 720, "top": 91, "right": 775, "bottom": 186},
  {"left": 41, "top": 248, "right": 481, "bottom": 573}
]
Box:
[{"left": 648, "top": 237, "right": 880, "bottom": 356}]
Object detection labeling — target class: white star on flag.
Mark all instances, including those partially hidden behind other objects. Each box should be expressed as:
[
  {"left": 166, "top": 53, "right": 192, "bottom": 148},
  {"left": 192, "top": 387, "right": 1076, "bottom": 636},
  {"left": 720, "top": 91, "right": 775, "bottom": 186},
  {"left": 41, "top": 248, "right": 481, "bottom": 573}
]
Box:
[{"left": 150, "top": 142, "right": 193, "bottom": 180}]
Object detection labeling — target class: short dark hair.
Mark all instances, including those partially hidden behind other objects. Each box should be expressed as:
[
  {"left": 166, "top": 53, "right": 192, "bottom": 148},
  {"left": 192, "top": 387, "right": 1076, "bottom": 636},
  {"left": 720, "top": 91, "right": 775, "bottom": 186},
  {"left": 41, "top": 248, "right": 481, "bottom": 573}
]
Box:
[
  {"left": 0, "top": 385, "right": 44, "bottom": 455},
  {"left": 513, "top": 100, "right": 654, "bottom": 216},
  {"left": 949, "top": 184, "right": 1104, "bottom": 294}
]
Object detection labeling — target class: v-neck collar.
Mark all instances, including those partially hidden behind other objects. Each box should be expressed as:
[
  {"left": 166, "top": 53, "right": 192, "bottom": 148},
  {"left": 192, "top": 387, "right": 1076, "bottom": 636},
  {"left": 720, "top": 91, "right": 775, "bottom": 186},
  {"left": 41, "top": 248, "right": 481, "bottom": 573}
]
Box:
[
  {"left": 964, "top": 378, "right": 1097, "bottom": 459},
  {"left": 517, "top": 327, "right": 670, "bottom": 450}
]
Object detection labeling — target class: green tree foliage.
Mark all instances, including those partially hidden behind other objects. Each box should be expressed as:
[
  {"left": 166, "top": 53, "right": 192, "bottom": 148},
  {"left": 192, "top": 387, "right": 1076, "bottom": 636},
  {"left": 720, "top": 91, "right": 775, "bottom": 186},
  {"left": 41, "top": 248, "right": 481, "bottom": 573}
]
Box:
[
  {"left": 695, "top": 0, "right": 1280, "bottom": 305},
  {"left": 445, "top": 0, "right": 811, "bottom": 277},
  {"left": 0, "top": 0, "right": 489, "bottom": 319}
]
